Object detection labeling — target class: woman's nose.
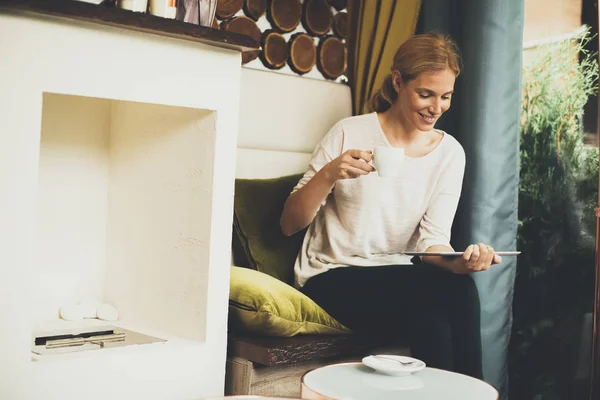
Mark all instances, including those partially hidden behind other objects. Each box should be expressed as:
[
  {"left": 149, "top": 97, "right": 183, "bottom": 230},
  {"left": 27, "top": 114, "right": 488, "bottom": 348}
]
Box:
[{"left": 429, "top": 101, "right": 442, "bottom": 115}]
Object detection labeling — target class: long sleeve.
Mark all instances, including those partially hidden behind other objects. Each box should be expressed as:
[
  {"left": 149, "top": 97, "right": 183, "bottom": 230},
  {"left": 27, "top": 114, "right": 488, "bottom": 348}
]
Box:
[
  {"left": 417, "top": 146, "right": 466, "bottom": 252},
  {"left": 291, "top": 122, "right": 344, "bottom": 206}
]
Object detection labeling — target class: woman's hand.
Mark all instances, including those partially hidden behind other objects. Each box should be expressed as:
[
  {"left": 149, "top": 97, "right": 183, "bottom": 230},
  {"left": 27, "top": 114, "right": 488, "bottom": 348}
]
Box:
[
  {"left": 322, "top": 149, "right": 375, "bottom": 184},
  {"left": 280, "top": 149, "right": 373, "bottom": 237},
  {"left": 450, "top": 243, "right": 502, "bottom": 274}
]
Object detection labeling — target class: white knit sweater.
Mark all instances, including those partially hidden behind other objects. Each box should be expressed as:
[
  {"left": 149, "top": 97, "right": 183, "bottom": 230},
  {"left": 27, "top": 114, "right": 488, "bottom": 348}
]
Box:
[{"left": 293, "top": 112, "right": 466, "bottom": 288}]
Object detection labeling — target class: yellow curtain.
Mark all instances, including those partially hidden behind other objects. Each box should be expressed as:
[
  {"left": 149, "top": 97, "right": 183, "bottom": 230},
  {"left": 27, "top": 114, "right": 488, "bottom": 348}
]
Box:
[{"left": 347, "top": 0, "right": 422, "bottom": 115}]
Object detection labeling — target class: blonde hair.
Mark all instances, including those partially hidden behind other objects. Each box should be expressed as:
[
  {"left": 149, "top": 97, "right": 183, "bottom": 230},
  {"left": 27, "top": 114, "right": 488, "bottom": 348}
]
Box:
[{"left": 367, "top": 32, "right": 462, "bottom": 113}]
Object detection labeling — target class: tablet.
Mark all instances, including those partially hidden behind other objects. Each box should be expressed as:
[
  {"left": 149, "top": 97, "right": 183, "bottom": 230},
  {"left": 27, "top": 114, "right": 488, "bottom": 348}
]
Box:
[{"left": 404, "top": 251, "right": 521, "bottom": 257}]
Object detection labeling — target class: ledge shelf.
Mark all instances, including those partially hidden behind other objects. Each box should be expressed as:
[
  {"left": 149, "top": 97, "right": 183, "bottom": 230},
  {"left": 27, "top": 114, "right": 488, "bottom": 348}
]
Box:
[{"left": 0, "top": 0, "right": 260, "bottom": 52}]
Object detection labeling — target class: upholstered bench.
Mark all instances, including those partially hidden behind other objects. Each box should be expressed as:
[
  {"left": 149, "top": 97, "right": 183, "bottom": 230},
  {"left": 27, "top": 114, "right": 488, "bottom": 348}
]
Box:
[{"left": 225, "top": 174, "right": 410, "bottom": 397}]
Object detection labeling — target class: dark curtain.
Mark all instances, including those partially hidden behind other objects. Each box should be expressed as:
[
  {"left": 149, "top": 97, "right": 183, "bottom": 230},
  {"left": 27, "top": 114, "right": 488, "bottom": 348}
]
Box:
[{"left": 418, "top": 1, "right": 524, "bottom": 399}]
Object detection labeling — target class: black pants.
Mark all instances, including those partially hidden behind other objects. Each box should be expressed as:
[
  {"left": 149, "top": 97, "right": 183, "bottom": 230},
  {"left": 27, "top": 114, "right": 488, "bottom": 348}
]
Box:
[{"left": 301, "top": 264, "right": 483, "bottom": 379}]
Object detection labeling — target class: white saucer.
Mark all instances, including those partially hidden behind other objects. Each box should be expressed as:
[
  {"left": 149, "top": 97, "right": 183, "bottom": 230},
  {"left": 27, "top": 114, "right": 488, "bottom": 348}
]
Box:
[{"left": 362, "top": 355, "right": 426, "bottom": 376}]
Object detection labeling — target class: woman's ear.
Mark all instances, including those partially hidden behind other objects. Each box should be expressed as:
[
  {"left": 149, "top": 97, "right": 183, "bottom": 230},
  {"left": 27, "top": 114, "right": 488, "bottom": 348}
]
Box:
[{"left": 391, "top": 70, "right": 403, "bottom": 93}]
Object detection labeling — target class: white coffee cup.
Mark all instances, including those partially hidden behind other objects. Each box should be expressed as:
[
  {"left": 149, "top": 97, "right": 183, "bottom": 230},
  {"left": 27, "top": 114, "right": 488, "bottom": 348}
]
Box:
[{"left": 372, "top": 146, "right": 405, "bottom": 177}]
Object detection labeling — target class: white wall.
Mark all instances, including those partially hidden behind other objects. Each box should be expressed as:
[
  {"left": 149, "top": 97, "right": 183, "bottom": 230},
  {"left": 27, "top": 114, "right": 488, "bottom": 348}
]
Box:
[
  {"left": 236, "top": 68, "right": 352, "bottom": 178},
  {"left": 106, "top": 100, "right": 214, "bottom": 342},
  {"left": 36, "top": 93, "right": 215, "bottom": 342},
  {"left": 35, "top": 94, "right": 111, "bottom": 322},
  {"left": 0, "top": 11, "right": 241, "bottom": 400}
]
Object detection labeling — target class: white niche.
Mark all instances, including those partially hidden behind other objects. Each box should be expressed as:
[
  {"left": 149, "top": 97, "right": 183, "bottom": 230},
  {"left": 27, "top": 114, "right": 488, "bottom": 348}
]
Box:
[{"left": 33, "top": 93, "right": 216, "bottom": 345}]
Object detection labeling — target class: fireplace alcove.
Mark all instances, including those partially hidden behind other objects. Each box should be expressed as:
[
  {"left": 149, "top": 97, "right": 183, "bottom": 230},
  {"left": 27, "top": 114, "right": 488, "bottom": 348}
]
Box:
[{"left": 0, "top": 2, "right": 259, "bottom": 399}]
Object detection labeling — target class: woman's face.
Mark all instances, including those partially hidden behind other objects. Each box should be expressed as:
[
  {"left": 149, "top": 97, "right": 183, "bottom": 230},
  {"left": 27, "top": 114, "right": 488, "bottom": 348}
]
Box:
[{"left": 393, "top": 67, "right": 456, "bottom": 132}]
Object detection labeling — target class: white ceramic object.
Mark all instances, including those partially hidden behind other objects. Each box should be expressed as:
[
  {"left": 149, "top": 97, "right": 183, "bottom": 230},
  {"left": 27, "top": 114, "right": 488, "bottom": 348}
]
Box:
[
  {"left": 372, "top": 146, "right": 405, "bottom": 177},
  {"left": 59, "top": 304, "right": 83, "bottom": 321},
  {"left": 117, "top": 0, "right": 149, "bottom": 12},
  {"left": 149, "top": 0, "right": 177, "bottom": 19},
  {"left": 78, "top": 299, "right": 102, "bottom": 319},
  {"left": 204, "top": 397, "right": 301, "bottom": 400},
  {"left": 96, "top": 304, "right": 119, "bottom": 321},
  {"left": 362, "top": 355, "right": 425, "bottom": 376}
]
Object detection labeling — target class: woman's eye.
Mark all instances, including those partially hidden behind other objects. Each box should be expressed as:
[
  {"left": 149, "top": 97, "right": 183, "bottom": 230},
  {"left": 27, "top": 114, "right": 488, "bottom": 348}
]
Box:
[{"left": 418, "top": 93, "right": 451, "bottom": 100}]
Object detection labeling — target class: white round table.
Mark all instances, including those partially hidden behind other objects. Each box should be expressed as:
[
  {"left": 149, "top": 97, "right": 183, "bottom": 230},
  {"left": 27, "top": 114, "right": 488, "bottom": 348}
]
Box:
[
  {"left": 203, "top": 396, "right": 300, "bottom": 399},
  {"left": 300, "top": 362, "right": 498, "bottom": 400},
  {"left": 203, "top": 397, "right": 300, "bottom": 399}
]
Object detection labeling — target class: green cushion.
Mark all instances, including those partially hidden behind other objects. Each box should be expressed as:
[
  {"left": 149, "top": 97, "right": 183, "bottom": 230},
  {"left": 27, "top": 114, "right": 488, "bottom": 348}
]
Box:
[
  {"left": 233, "top": 174, "right": 306, "bottom": 284},
  {"left": 229, "top": 266, "right": 351, "bottom": 337}
]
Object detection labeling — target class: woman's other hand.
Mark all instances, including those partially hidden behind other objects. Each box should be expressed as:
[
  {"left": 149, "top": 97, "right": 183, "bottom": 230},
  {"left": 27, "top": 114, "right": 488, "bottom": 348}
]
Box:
[
  {"left": 322, "top": 149, "right": 375, "bottom": 183},
  {"left": 451, "top": 243, "right": 502, "bottom": 274}
]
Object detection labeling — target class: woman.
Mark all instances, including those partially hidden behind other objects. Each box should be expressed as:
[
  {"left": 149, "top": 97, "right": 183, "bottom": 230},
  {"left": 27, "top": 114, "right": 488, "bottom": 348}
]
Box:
[{"left": 279, "top": 32, "right": 501, "bottom": 380}]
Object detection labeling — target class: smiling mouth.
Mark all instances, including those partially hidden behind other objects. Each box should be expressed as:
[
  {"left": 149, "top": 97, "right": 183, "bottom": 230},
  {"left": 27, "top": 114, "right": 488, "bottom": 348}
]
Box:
[{"left": 418, "top": 113, "right": 436, "bottom": 124}]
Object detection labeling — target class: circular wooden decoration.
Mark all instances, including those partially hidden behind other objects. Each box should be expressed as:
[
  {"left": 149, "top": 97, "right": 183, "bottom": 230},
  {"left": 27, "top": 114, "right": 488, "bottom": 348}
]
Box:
[
  {"left": 317, "top": 35, "right": 347, "bottom": 79},
  {"left": 333, "top": 11, "right": 348, "bottom": 39},
  {"left": 243, "top": 0, "right": 267, "bottom": 21},
  {"left": 212, "top": 16, "right": 220, "bottom": 29},
  {"left": 302, "top": 0, "right": 333, "bottom": 37},
  {"left": 260, "top": 30, "right": 289, "bottom": 69},
  {"left": 216, "top": 0, "right": 243, "bottom": 20},
  {"left": 221, "top": 16, "right": 262, "bottom": 64},
  {"left": 288, "top": 33, "right": 317, "bottom": 75},
  {"left": 267, "top": 0, "right": 302, "bottom": 33},
  {"left": 327, "top": 0, "right": 347, "bottom": 11}
]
